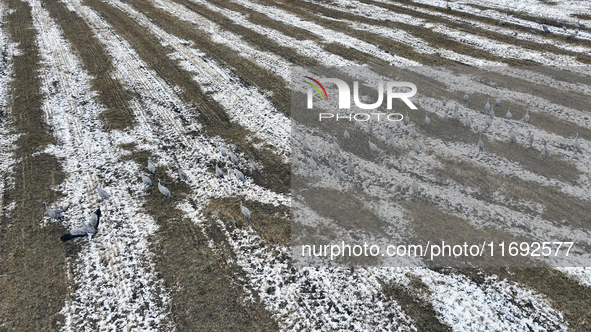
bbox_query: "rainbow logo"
[304,76,328,100]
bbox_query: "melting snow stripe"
[0,4,20,216]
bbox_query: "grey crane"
[293,157,300,171]
[229,150,240,166]
[499,19,505,25]
[411,179,419,196]
[489,106,495,119]
[414,142,421,155]
[403,111,409,125]
[425,112,431,126]
[344,129,350,141]
[485,116,492,128]
[506,107,512,120]
[336,168,345,182]
[385,129,393,141]
[219,145,227,157]
[528,131,534,147]
[577,21,586,28]
[563,25,567,32]
[355,120,362,131]
[543,141,550,159]
[557,18,563,26]
[542,25,551,33]
[96,184,110,201]
[369,138,380,153]
[485,97,491,114]
[60,207,101,242]
[495,97,501,106]
[311,149,319,161]
[176,158,188,182]
[303,137,311,151]
[478,133,484,152]
[442,96,447,106]
[43,201,64,221]
[454,105,460,122]
[396,119,401,129]
[309,157,318,170]
[147,158,156,174]
[530,28,538,35]
[443,112,448,121]
[513,28,518,36]
[574,133,581,153]
[157,179,171,197]
[141,173,153,186]
[388,136,396,147]
[215,163,224,178]
[234,168,245,182]
[464,114,471,129]
[523,110,530,124]
[510,128,517,143]
[567,34,576,40]
[333,139,341,153]
[410,124,417,139]
[240,200,251,220]
[464,94,469,102]
[249,157,260,172]
[347,156,354,174]
[328,154,336,170]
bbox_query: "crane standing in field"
[96,184,110,201]
[369,138,380,153]
[574,133,581,153]
[478,133,484,152]
[411,179,419,196]
[175,157,188,182]
[510,128,517,144]
[148,158,156,175]
[234,168,245,182]
[43,201,64,221]
[141,173,153,186]
[543,141,550,159]
[157,179,171,197]
[216,163,224,178]
[240,200,251,220]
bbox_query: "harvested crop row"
[0,4,19,215]
[0,0,68,330]
[25,0,174,329]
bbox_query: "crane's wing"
[87,208,101,230]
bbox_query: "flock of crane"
[299,94,583,196]
[43,152,255,242]
[439,2,585,40]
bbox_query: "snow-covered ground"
[2,0,591,330]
